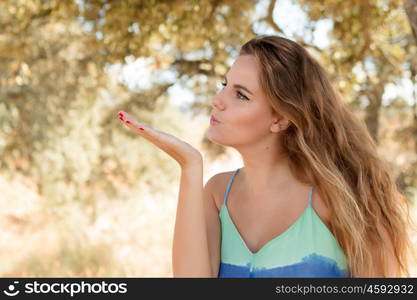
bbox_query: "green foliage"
[297,0,417,191]
[0,0,258,206]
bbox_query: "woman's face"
[207,55,277,147]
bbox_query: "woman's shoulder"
[206,170,236,212]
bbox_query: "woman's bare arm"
[172,162,213,277]
[117,111,212,277]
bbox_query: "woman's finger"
[118,111,145,132]
[116,110,202,167]
[117,110,167,148]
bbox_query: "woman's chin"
[206,131,223,145]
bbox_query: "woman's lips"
[210,115,221,125]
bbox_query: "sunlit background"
[1,0,416,277]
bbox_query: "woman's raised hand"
[118,111,203,168]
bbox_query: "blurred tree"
[404,0,417,42]
[403,0,417,194]
[0,0,258,216]
[293,0,417,194]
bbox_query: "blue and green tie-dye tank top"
[218,168,349,278]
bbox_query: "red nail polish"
[139,127,144,131]
[126,120,131,124]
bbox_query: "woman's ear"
[271,118,290,133]
[279,119,290,130]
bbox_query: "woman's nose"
[211,93,225,110]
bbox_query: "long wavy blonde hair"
[239,34,415,277]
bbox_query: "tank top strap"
[308,184,314,207]
[223,168,240,206]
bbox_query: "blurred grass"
[0,172,177,277]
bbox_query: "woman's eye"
[219,82,249,101]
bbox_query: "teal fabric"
[218,168,349,278]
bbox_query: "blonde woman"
[118,35,414,278]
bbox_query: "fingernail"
[126,120,131,124]
[138,127,144,131]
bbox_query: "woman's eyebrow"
[224,74,254,96]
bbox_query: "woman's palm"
[118,111,202,167]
